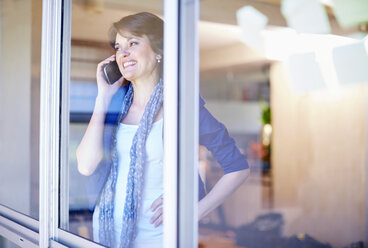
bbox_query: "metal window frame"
[59,0,71,232]
[164,1,200,247]
[39,0,63,247]
[52,229,106,248]
[163,0,179,247]
[0,204,39,247]
[0,216,38,248]
[177,0,200,247]
[38,0,107,247]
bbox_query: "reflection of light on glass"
[333,39,368,86]
[262,124,272,146]
[262,30,357,62]
[236,6,268,53]
[332,0,368,28]
[281,0,331,34]
[261,26,298,61]
[265,32,363,94]
[295,34,359,91]
[286,52,327,93]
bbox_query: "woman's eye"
[130,41,138,47]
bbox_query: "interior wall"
[270,62,368,247]
[0,0,32,215]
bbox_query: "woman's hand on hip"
[150,195,163,228]
[96,54,125,100]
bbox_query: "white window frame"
[163,0,179,247]
[0,205,39,247]
[177,0,199,247]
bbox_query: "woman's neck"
[130,74,160,108]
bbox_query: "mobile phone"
[103,60,123,85]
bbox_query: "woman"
[76,12,249,248]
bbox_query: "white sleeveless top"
[93,118,164,248]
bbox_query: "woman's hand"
[96,54,125,100]
[150,195,163,228]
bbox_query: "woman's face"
[114,32,159,82]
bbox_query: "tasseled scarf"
[98,79,163,248]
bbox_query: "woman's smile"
[123,60,137,69]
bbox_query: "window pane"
[198,1,367,248]
[0,237,21,248]
[0,0,41,220]
[64,1,164,247]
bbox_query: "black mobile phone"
[103,60,123,85]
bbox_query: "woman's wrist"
[95,94,113,113]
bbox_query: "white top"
[93,119,164,248]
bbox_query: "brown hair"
[109,12,163,61]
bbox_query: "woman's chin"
[122,74,134,82]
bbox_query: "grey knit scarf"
[98,79,163,248]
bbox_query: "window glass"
[65,1,164,247]
[0,0,41,220]
[0,238,21,248]
[198,1,367,248]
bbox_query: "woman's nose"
[120,46,130,57]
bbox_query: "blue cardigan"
[86,84,249,210]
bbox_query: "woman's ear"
[156,55,162,63]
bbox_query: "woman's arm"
[149,169,249,227]
[198,168,249,220]
[76,96,112,176]
[197,96,250,220]
[76,55,124,176]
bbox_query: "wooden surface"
[270,62,368,247]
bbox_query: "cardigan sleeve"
[199,95,249,174]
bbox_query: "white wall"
[0,0,32,216]
[205,101,262,134]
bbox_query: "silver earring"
[157,55,161,63]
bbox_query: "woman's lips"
[123,60,137,69]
